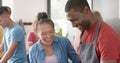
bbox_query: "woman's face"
[37,23,55,45]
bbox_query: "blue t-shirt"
[4,23,28,63]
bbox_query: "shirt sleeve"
[27,32,36,43]
[98,27,120,60]
[27,32,34,42]
[11,28,24,43]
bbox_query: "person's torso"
[44,55,59,63]
[31,36,69,63]
[80,20,120,63]
[80,20,101,63]
[4,23,28,63]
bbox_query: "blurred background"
[1,0,120,43]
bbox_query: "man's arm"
[0,41,19,63]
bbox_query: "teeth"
[46,39,51,41]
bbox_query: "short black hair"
[0,6,11,15]
[65,0,90,12]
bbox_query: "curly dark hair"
[35,12,54,33]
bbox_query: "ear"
[82,6,90,16]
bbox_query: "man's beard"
[79,19,91,31]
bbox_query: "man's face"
[67,9,91,31]
[0,14,9,28]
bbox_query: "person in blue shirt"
[0,6,28,63]
[29,12,80,63]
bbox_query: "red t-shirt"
[81,20,120,63]
[27,32,38,44]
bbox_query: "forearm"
[0,50,13,63]
[0,42,18,63]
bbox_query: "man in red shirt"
[65,0,120,63]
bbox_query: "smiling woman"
[29,12,81,63]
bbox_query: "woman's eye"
[50,31,54,33]
[41,33,46,35]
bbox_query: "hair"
[65,0,90,12]
[37,12,48,21]
[0,6,11,15]
[32,20,37,33]
[35,12,54,33]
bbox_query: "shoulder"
[99,21,119,40]
[29,40,43,52]
[54,36,71,46]
[54,36,70,42]
[101,21,112,30]
[11,23,24,34]
[30,41,38,50]
[29,42,38,53]
[97,21,120,59]
[28,32,36,36]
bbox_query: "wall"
[3,0,47,34]
[2,0,47,20]
[93,0,120,38]
[13,0,47,22]
[93,0,119,21]
[2,0,14,18]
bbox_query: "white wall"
[66,20,79,42]
[2,0,14,18]
[13,0,47,22]
[3,0,47,22]
[3,0,47,34]
[93,0,119,21]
